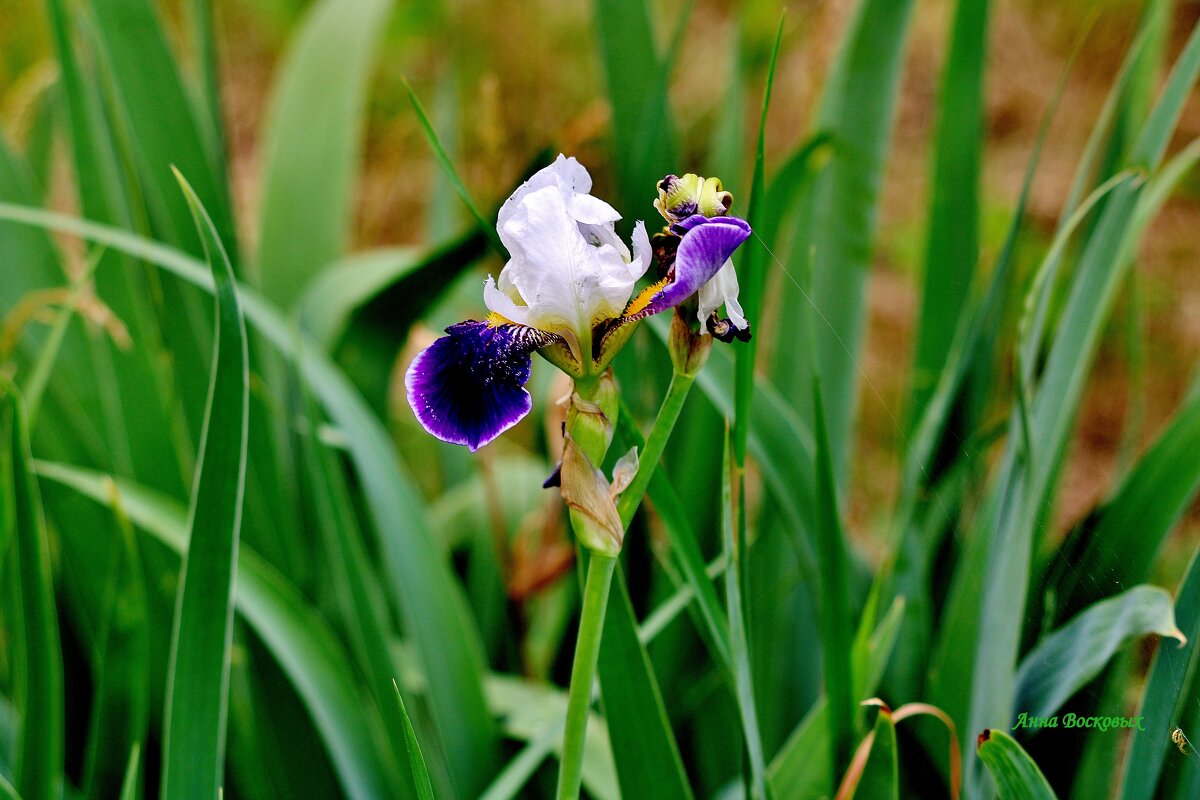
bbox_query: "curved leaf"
[977,729,1058,800]
[0,202,499,798]
[35,460,393,800]
[1015,585,1185,723]
[0,387,64,800]
[159,171,250,800]
[256,0,393,307]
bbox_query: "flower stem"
[556,552,617,800]
[617,370,695,527]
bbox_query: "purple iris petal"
[405,320,554,451]
[645,215,751,316]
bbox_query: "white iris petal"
[698,258,747,333]
[485,155,651,355]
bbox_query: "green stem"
[618,370,695,527]
[556,553,617,800]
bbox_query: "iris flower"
[406,155,751,450]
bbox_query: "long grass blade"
[909,0,990,422]
[595,562,694,800]
[770,0,917,478]
[36,461,394,799]
[1014,585,1185,722]
[159,171,250,800]
[0,201,500,798]
[0,386,64,800]
[733,13,783,464]
[721,427,767,798]
[256,0,393,306]
[394,683,435,800]
[1117,546,1200,800]
[977,730,1058,799]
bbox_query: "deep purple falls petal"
[645,215,751,316]
[405,320,553,451]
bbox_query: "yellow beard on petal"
[485,311,514,327]
[623,277,669,318]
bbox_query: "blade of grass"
[766,597,905,798]
[770,0,917,479]
[0,201,500,798]
[394,683,435,800]
[36,460,394,799]
[909,0,989,423]
[932,21,1200,790]
[1117,546,1200,800]
[733,13,783,465]
[118,744,140,800]
[87,0,237,259]
[977,730,1057,799]
[721,427,767,799]
[593,0,675,215]
[402,79,505,258]
[811,375,855,783]
[835,705,898,800]
[44,0,193,494]
[159,170,249,800]
[615,408,732,676]
[1014,585,1185,722]
[1044,388,1200,621]
[478,723,560,800]
[595,560,694,800]
[0,385,64,800]
[256,0,393,306]
[81,481,149,800]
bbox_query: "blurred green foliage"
[1,0,1199,798]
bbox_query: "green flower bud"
[667,309,712,377]
[654,173,734,224]
[566,370,618,464]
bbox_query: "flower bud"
[565,370,618,464]
[655,173,734,224]
[561,436,624,556]
[668,309,712,377]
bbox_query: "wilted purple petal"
[643,215,751,317]
[405,320,555,451]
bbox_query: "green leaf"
[1015,585,1185,722]
[910,0,989,421]
[394,683,435,800]
[36,460,393,799]
[593,0,675,214]
[721,428,767,799]
[0,202,499,798]
[484,674,617,800]
[295,398,418,797]
[596,563,694,800]
[770,0,917,478]
[119,744,141,800]
[1118,547,1200,800]
[766,597,905,799]
[402,80,504,257]
[931,22,1200,791]
[86,0,237,260]
[810,376,855,781]
[616,403,732,677]
[81,482,149,800]
[0,774,22,800]
[159,171,250,800]
[732,13,784,465]
[844,707,899,800]
[256,0,394,307]
[977,729,1058,800]
[0,386,64,800]
[1046,389,1200,621]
